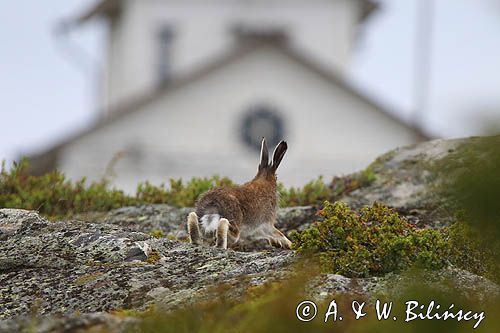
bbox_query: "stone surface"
[337,137,468,228]
[0,209,294,321]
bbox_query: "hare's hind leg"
[187,212,202,245]
[216,218,229,249]
[269,226,292,249]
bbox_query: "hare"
[187,138,292,250]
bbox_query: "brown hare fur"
[187,138,292,250]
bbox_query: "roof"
[28,37,431,175]
[73,0,379,25]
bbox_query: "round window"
[240,104,285,151]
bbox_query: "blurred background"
[1,0,499,192]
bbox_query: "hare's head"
[255,138,287,182]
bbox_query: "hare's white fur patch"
[200,214,221,232]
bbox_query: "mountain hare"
[187,138,292,250]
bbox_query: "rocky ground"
[1,137,499,332]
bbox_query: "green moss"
[146,249,161,264]
[112,304,157,318]
[291,201,450,277]
[149,229,166,238]
[445,222,500,283]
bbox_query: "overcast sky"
[1,0,500,164]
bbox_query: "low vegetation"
[291,201,498,282]
[291,201,450,277]
[0,158,375,219]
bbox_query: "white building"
[31,0,429,192]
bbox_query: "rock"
[0,209,45,240]
[0,209,294,321]
[97,204,318,241]
[102,204,193,240]
[276,206,317,234]
[337,137,469,228]
[0,312,139,333]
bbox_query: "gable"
[44,43,424,189]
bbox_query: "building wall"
[59,45,418,193]
[103,0,363,111]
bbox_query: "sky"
[1,0,500,164]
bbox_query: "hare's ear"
[271,141,287,172]
[259,137,269,170]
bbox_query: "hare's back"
[195,188,242,225]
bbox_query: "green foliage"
[432,136,500,282]
[0,158,234,218]
[291,201,450,277]
[445,136,500,240]
[445,222,500,283]
[149,229,166,238]
[0,158,134,218]
[279,168,376,207]
[279,176,333,207]
[0,158,375,218]
[136,176,234,207]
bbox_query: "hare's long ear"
[259,137,269,170]
[271,141,287,172]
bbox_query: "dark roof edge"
[73,0,379,25]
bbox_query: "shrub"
[0,159,234,218]
[136,176,234,207]
[290,201,450,277]
[278,177,333,207]
[0,158,134,218]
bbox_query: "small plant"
[279,176,333,207]
[0,158,134,218]
[146,249,161,264]
[136,176,234,208]
[149,229,166,238]
[291,201,450,277]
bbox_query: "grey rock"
[0,209,294,321]
[337,137,468,228]
[0,312,139,333]
[101,204,317,238]
[0,209,45,240]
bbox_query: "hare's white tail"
[200,214,221,232]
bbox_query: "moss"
[149,229,166,238]
[146,249,161,264]
[74,272,103,286]
[291,201,450,277]
[112,304,157,318]
[445,222,500,283]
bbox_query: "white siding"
[103,0,363,110]
[59,46,417,193]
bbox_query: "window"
[157,27,174,85]
[240,104,286,152]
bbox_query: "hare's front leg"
[187,212,202,245]
[216,218,229,249]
